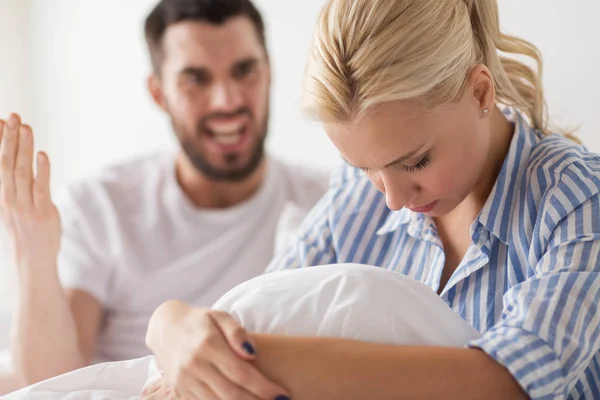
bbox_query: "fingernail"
[274,396,291,400]
[20,127,29,141]
[7,114,18,129]
[242,341,256,355]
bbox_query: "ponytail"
[303,0,578,141]
[468,0,577,140]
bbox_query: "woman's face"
[324,76,495,217]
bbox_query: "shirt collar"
[476,111,540,244]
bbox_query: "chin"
[427,201,454,217]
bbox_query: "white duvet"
[6,264,481,399]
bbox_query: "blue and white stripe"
[267,112,600,399]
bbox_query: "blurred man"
[0,0,328,392]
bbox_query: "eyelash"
[235,64,256,79]
[358,154,431,174]
[403,154,431,173]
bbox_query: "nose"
[209,81,243,113]
[371,170,419,211]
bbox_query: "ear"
[469,64,496,115]
[264,56,272,87]
[147,74,168,112]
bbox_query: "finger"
[200,364,260,400]
[183,380,219,400]
[141,378,179,400]
[210,311,256,360]
[14,124,34,210]
[0,119,4,188]
[33,152,52,210]
[140,377,163,398]
[0,114,21,207]
[206,342,289,400]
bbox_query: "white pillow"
[7,264,482,399]
[140,264,481,392]
[213,263,481,346]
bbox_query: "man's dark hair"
[144,0,266,74]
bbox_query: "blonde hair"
[302,0,560,136]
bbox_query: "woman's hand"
[0,114,61,271]
[146,300,290,400]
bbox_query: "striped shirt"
[267,111,600,399]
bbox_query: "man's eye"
[234,63,257,79]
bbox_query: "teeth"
[209,121,244,135]
[213,132,242,146]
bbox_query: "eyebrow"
[179,66,210,78]
[234,57,259,70]
[343,143,429,170]
[178,57,261,78]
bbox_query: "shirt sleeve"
[469,189,600,398]
[55,188,114,305]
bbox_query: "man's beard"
[171,108,268,182]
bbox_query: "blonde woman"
[144,0,600,399]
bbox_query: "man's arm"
[11,276,103,385]
[1,115,102,386]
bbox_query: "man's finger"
[33,152,52,210]
[0,119,4,189]
[0,114,21,207]
[14,124,34,210]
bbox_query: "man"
[0,0,328,392]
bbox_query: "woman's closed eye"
[400,154,431,173]
[353,153,431,174]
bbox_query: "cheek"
[169,90,208,123]
[167,87,199,113]
[420,164,461,196]
[245,81,269,114]
[419,153,477,197]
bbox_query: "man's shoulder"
[55,150,175,220]
[270,156,332,207]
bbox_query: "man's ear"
[148,74,168,111]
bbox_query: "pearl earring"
[483,108,490,115]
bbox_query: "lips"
[206,122,244,146]
[408,201,438,213]
[203,117,249,149]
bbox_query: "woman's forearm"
[251,335,528,400]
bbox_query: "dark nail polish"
[274,396,291,400]
[242,341,256,355]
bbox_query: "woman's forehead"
[323,100,469,167]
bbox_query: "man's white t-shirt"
[55,151,329,362]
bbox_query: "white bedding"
[6,264,481,399]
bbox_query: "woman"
[145,0,600,399]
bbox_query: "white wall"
[498,0,600,144]
[26,0,338,191]
[0,0,33,316]
[1,0,600,314]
